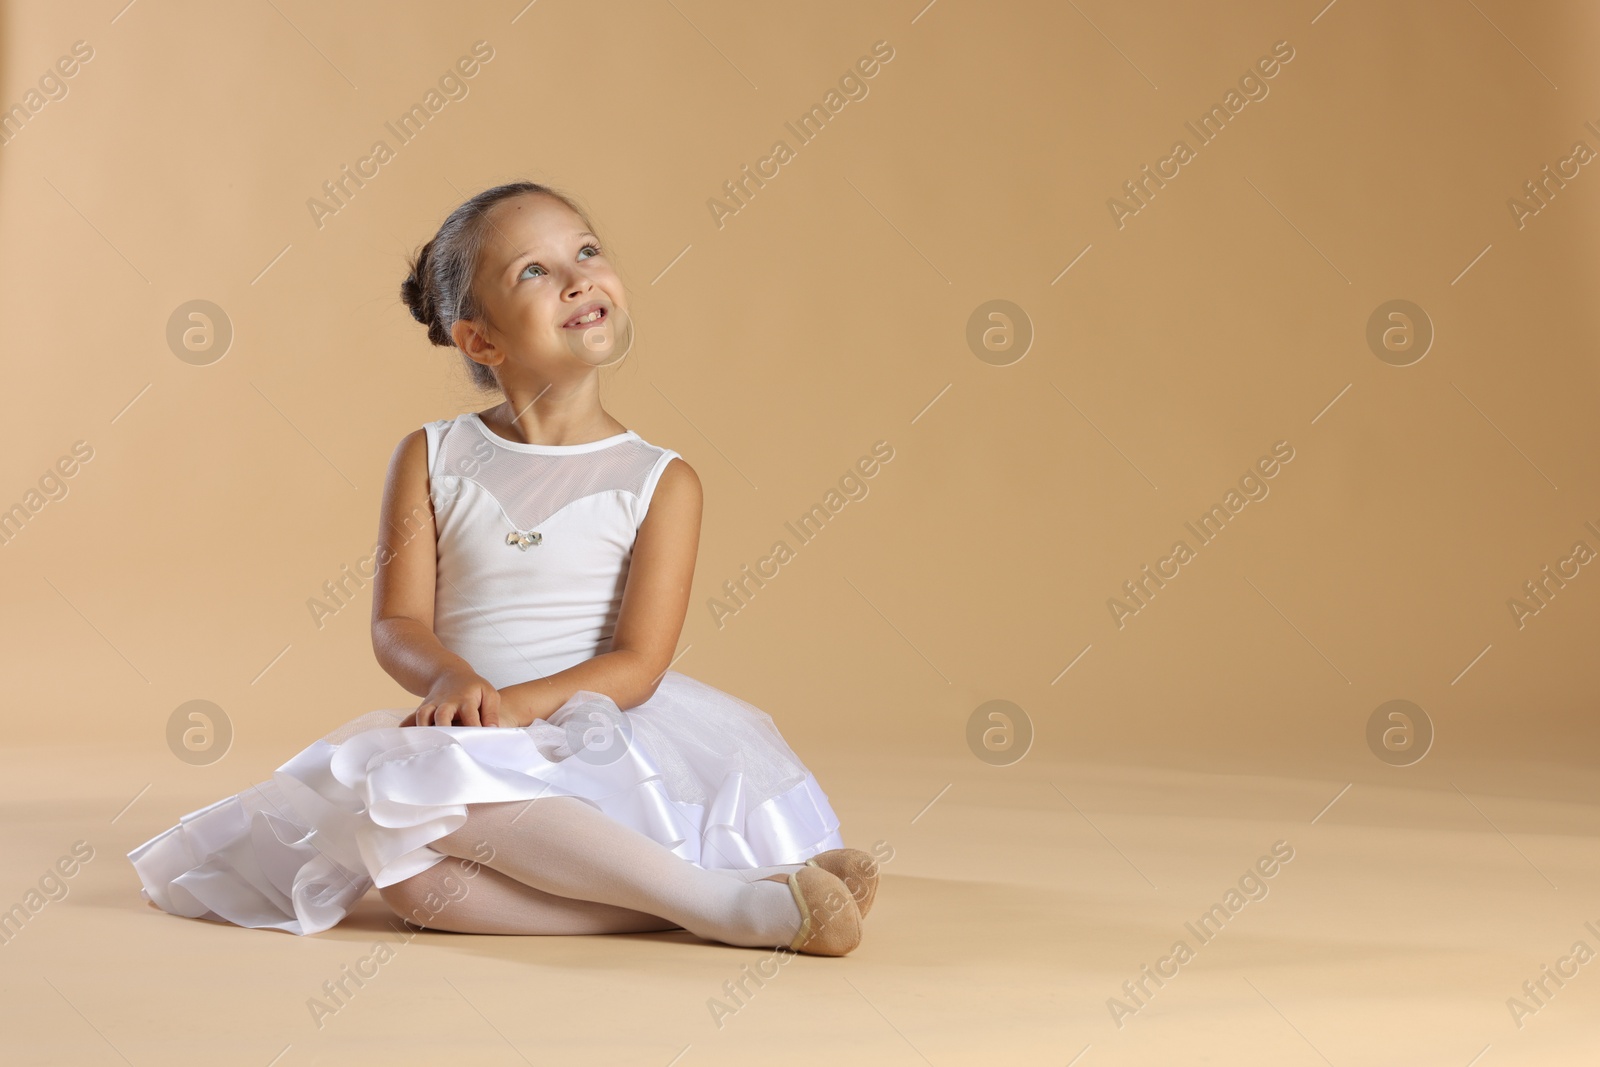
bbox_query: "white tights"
[377,796,808,947]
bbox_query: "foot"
[766,867,862,956]
[804,848,879,919]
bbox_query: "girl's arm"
[496,457,702,726]
[370,429,501,727]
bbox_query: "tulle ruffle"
[126,671,844,935]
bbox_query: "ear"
[451,318,502,371]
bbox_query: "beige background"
[3,2,1599,1064]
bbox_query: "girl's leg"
[378,856,679,935]
[426,796,806,949]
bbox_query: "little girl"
[127,180,880,956]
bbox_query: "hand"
[409,667,506,727]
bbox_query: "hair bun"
[400,238,442,342]
[402,275,430,325]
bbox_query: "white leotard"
[423,411,681,689]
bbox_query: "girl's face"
[461,193,627,379]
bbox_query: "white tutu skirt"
[126,671,844,935]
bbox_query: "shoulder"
[654,456,701,500]
[386,416,460,485]
[389,427,429,469]
[378,429,433,504]
[640,455,701,525]
[408,414,478,466]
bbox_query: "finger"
[460,695,483,728]
[416,703,435,728]
[483,689,503,728]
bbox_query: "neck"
[487,379,621,446]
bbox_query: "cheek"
[591,266,625,304]
[513,294,556,330]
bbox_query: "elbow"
[627,653,670,708]
[370,616,398,665]
[370,614,421,676]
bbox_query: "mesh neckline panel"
[466,412,638,454]
[436,417,666,531]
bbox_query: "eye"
[518,243,602,281]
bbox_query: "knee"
[378,857,477,930]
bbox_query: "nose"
[563,271,593,301]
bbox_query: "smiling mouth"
[564,307,608,328]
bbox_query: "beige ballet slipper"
[764,866,862,956]
[804,848,879,919]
